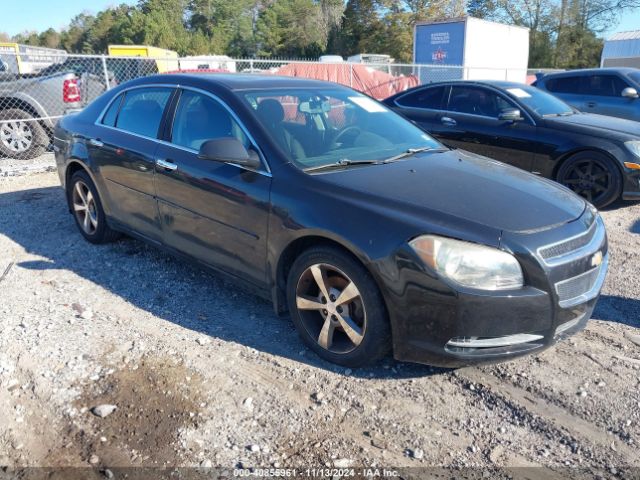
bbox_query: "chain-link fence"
[0,51,532,160]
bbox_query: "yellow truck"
[107,45,179,73]
[0,43,67,74]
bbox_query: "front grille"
[555,265,601,307]
[539,221,597,261]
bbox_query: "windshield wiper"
[381,146,446,163]
[304,158,383,173]
[303,146,446,172]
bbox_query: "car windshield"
[504,85,574,117]
[628,71,640,85]
[243,89,443,171]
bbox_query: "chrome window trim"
[537,215,605,267]
[93,83,272,177]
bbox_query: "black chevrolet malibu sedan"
[384,81,640,208]
[53,74,608,368]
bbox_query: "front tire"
[0,109,47,160]
[68,170,119,244]
[286,246,391,367]
[557,151,622,208]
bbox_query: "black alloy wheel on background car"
[556,151,622,208]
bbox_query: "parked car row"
[54,73,609,368]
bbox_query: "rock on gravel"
[91,404,117,418]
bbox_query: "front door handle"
[156,158,178,171]
[441,116,457,126]
[89,138,104,147]
[586,101,597,108]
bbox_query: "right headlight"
[625,140,640,158]
[409,235,524,291]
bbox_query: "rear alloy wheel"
[557,151,622,208]
[287,247,390,367]
[72,180,99,236]
[0,109,47,160]
[68,170,120,244]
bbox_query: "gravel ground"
[0,160,639,476]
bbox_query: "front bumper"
[621,155,640,200]
[381,211,608,368]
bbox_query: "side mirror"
[622,87,639,99]
[498,108,522,122]
[198,138,262,169]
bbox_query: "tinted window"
[582,75,630,96]
[397,86,446,109]
[545,76,581,93]
[102,94,123,127]
[116,88,172,138]
[447,86,514,118]
[171,90,248,151]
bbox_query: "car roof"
[393,79,529,94]
[132,73,343,91]
[542,67,639,78]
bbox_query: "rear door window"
[545,76,581,93]
[115,87,173,138]
[396,86,447,110]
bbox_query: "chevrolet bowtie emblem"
[591,251,603,267]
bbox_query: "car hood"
[544,112,640,137]
[314,149,586,234]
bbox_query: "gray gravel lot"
[0,159,639,475]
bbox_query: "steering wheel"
[331,126,362,149]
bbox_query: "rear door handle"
[89,138,104,147]
[156,158,178,171]
[586,102,597,108]
[441,116,457,126]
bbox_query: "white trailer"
[413,17,529,84]
[178,55,237,73]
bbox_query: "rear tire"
[556,151,622,208]
[0,109,47,160]
[286,246,391,367]
[68,170,120,244]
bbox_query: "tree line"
[1,0,638,67]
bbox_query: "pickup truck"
[0,61,115,159]
[0,56,159,159]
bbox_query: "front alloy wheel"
[287,246,390,367]
[295,263,366,353]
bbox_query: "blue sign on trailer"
[414,19,466,83]
[414,20,466,66]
